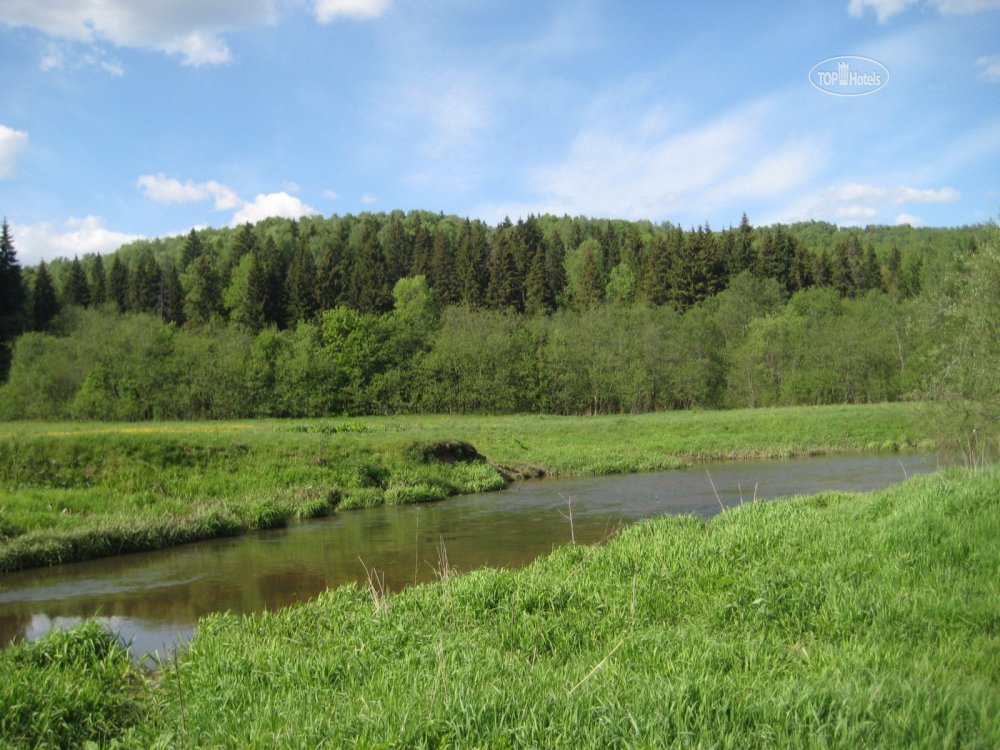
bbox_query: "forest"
[0,211,992,422]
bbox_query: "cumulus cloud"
[896,212,923,226]
[976,55,1000,82]
[314,0,391,23]
[0,125,28,178]
[230,192,318,225]
[136,174,242,210]
[891,185,960,203]
[13,216,144,265]
[0,0,277,66]
[847,0,1000,21]
[835,205,880,220]
[828,183,887,202]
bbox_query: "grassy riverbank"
[0,403,932,572]
[2,465,997,747]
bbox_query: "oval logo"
[809,56,889,97]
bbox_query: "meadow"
[0,403,933,573]
[1,463,996,747]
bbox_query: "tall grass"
[0,403,932,572]
[5,466,997,747]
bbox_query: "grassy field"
[1,464,996,748]
[0,403,934,573]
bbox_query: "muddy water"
[0,453,938,658]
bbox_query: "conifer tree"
[575,245,605,311]
[454,220,490,306]
[159,263,185,324]
[642,233,672,306]
[238,250,269,332]
[381,213,410,281]
[32,261,59,331]
[183,255,223,326]
[90,254,107,305]
[544,232,567,308]
[410,218,432,277]
[63,256,91,307]
[315,244,345,311]
[859,243,882,292]
[734,213,755,273]
[485,226,522,311]
[181,229,203,270]
[108,256,130,311]
[430,228,457,305]
[0,219,26,376]
[351,221,393,313]
[524,247,549,315]
[285,243,319,324]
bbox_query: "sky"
[0,0,998,265]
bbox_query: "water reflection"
[0,453,938,658]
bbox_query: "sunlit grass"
[0,403,933,572]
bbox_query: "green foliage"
[0,621,144,748]
[125,467,1000,747]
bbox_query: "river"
[0,453,938,658]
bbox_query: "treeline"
[0,273,926,420]
[0,212,991,420]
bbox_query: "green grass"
[3,465,996,748]
[0,403,932,572]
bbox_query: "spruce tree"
[285,243,319,324]
[642,233,672,306]
[410,218,432,277]
[160,263,185,324]
[0,218,25,343]
[90,254,107,305]
[485,227,522,311]
[430,228,457,305]
[544,233,567,308]
[32,261,60,331]
[108,256,130,311]
[63,256,91,307]
[524,246,549,315]
[181,229,203,270]
[184,255,223,326]
[734,213,755,273]
[239,250,269,332]
[315,244,345,311]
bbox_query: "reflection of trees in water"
[0,612,34,646]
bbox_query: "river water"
[0,453,938,658]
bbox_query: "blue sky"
[1,0,998,265]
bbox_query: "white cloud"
[12,216,143,265]
[0,0,277,66]
[477,97,827,223]
[230,192,318,225]
[896,212,923,226]
[323,189,340,200]
[137,174,243,211]
[891,185,960,203]
[976,55,1000,82]
[847,0,1000,20]
[282,181,301,194]
[314,0,391,23]
[0,125,28,178]
[848,0,918,21]
[360,193,379,205]
[829,183,887,202]
[835,205,880,220]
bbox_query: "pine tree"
[734,213,755,273]
[32,261,60,331]
[575,245,605,311]
[181,229,203,270]
[524,246,549,315]
[0,218,26,343]
[108,256,130,311]
[63,256,91,307]
[285,243,319,324]
[159,264,185,324]
[642,233,672,306]
[238,250,269,332]
[454,220,489,306]
[410,218,432,277]
[485,226,522,311]
[183,255,223,326]
[430,228,457,305]
[544,233,567,308]
[315,244,345,311]
[90,254,107,305]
